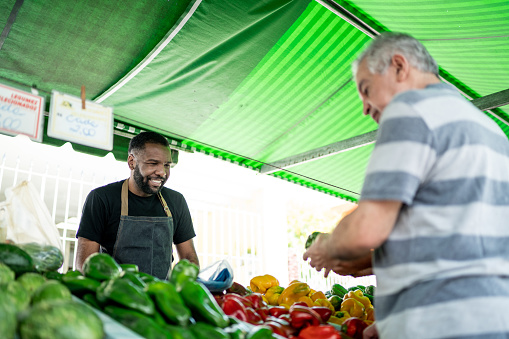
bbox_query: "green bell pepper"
[97,278,155,316]
[328,295,342,311]
[120,263,139,273]
[364,285,375,296]
[304,232,322,250]
[82,253,122,281]
[180,280,229,328]
[147,280,191,326]
[62,275,101,297]
[121,271,147,290]
[190,322,230,339]
[103,305,169,339]
[246,325,274,339]
[165,325,196,339]
[82,293,102,310]
[137,272,161,284]
[331,283,348,298]
[169,259,199,292]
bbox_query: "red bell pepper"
[222,297,248,322]
[311,306,333,323]
[292,301,308,307]
[245,293,266,309]
[341,317,368,339]
[289,305,321,329]
[269,306,289,318]
[265,317,297,338]
[298,324,342,339]
[223,293,254,308]
[246,307,264,325]
[256,306,269,322]
[265,321,290,338]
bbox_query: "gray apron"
[112,179,174,280]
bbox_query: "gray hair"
[352,32,439,77]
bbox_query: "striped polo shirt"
[360,83,509,338]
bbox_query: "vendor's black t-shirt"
[76,180,196,255]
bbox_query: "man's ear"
[127,154,135,170]
[392,54,409,81]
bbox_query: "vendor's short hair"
[352,32,439,77]
[128,131,169,154]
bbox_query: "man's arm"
[175,239,200,268]
[75,237,100,273]
[304,200,401,274]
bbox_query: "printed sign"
[0,84,44,142]
[48,90,113,151]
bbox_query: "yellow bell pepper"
[308,289,317,296]
[365,305,375,321]
[344,289,372,309]
[250,274,279,294]
[313,298,335,312]
[264,285,284,306]
[327,316,343,325]
[297,296,314,307]
[310,291,326,302]
[364,320,374,326]
[277,282,311,306]
[331,311,351,325]
[340,298,365,319]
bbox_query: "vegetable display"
[0,243,104,339]
[1,241,376,339]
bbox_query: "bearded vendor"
[75,131,199,279]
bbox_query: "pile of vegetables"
[230,274,376,339]
[63,252,292,339]
[0,243,103,339]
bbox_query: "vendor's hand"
[303,233,335,276]
[363,322,378,339]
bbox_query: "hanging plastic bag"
[2,181,62,251]
[196,259,234,293]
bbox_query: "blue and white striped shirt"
[361,83,509,338]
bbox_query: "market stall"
[0,242,372,338]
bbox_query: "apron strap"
[121,179,129,216]
[158,192,173,218]
[121,178,172,218]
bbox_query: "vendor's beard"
[133,165,166,195]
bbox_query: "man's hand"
[303,233,336,277]
[329,254,373,278]
[75,237,100,273]
[175,239,200,268]
[303,235,373,278]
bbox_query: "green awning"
[1,0,508,202]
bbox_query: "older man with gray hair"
[304,32,509,338]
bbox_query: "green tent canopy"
[1,0,508,202]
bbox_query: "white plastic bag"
[197,259,234,292]
[2,181,62,251]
